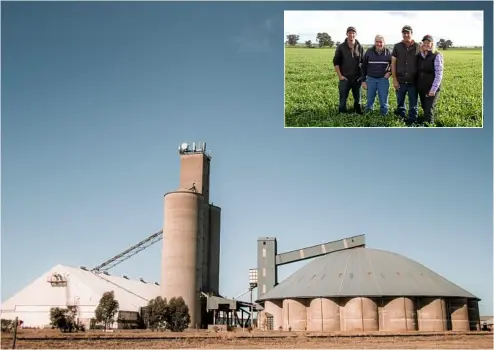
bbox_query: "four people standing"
[333,25,444,126]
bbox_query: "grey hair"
[375,34,385,42]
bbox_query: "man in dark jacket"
[333,26,364,114]
[361,35,392,115]
[391,25,421,125]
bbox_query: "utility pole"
[12,317,18,349]
[248,269,258,329]
[250,286,253,327]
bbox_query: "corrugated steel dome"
[258,247,478,301]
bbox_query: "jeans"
[338,78,362,114]
[395,83,418,122]
[365,76,390,115]
[419,89,441,124]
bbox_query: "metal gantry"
[91,230,163,272]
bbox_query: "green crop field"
[284,47,483,127]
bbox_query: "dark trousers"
[395,83,418,122]
[418,90,441,124]
[338,78,362,114]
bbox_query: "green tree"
[89,317,97,329]
[1,319,14,333]
[145,296,169,331]
[95,291,119,330]
[166,297,191,332]
[316,32,335,48]
[286,34,299,46]
[49,307,78,332]
[436,38,453,50]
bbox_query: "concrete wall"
[179,153,210,203]
[208,205,221,295]
[380,297,417,331]
[342,297,379,332]
[448,298,469,331]
[467,299,481,331]
[257,238,277,300]
[264,300,283,330]
[163,151,222,329]
[178,153,211,296]
[282,299,307,331]
[417,298,447,331]
[161,190,203,328]
[307,298,340,332]
[257,311,267,330]
[263,296,479,333]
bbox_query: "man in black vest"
[333,26,364,114]
[391,25,421,125]
[417,35,444,125]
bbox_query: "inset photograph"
[284,11,484,128]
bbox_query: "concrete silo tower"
[161,142,221,329]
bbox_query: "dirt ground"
[2,332,493,349]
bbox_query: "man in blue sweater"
[361,35,392,115]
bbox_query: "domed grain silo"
[257,247,480,333]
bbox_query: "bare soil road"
[2,331,493,349]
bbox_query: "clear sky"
[284,11,484,46]
[2,1,493,317]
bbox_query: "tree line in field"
[286,33,456,50]
[1,291,191,333]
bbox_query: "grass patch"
[284,48,483,127]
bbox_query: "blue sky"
[2,1,493,317]
[285,11,484,46]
